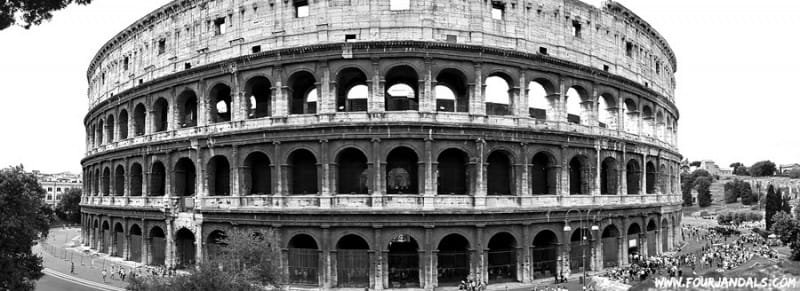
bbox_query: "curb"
[43,268,127,291]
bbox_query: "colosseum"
[80,0,682,289]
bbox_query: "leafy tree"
[128,229,281,290]
[789,168,800,179]
[750,160,777,177]
[0,0,93,30]
[724,182,737,203]
[689,161,702,167]
[741,182,756,205]
[766,185,782,230]
[0,165,52,291]
[681,172,694,206]
[730,162,743,169]
[781,189,792,214]
[733,166,750,176]
[55,188,81,224]
[696,176,713,207]
[771,212,800,244]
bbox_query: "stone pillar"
[423,137,434,209]
[373,226,384,291]
[322,225,331,288]
[423,226,433,290]
[519,143,530,200]
[274,66,289,117]
[517,72,528,118]
[641,153,647,195]
[560,146,568,196]
[475,225,486,283]
[124,233,131,260]
[273,141,282,195]
[471,63,486,115]
[594,146,602,195]
[422,58,434,113]
[369,59,385,112]
[195,223,204,264]
[372,138,384,208]
[319,62,334,114]
[320,140,331,207]
[522,224,532,282]
[474,138,487,208]
[165,219,175,268]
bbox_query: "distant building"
[699,160,722,176]
[32,171,82,207]
[780,163,800,175]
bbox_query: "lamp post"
[564,208,600,289]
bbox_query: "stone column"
[372,138,384,208]
[373,226,384,291]
[560,146,568,196]
[423,137,434,209]
[422,58,434,113]
[272,141,282,195]
[165,219,175,268]
[369,59,385,112]
[319,62,334,114]
[320,140,331,208]
[474,138,487,208]
[594,146,602,195]
[641,153,647,195]
[472,63,485,115]
[195,223,204,264]
[475,225,486,283]
[230,146,240,205]
[522,224,532,282]
[423,226,433,290]
[322,225,331,288]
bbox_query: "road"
[36,274,106,291]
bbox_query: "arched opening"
[387,234,419,288]
[206,230,227,262]
[531,152,557,195]
[175,228,196,269]
[600,158,618,195]
[528,79,555,120]
[566,86,590,124]
[487,151,512,195]
[626,160,641,195]
[177,90,198,127]
[659,164,667,194]
[130,163,142,196]
[386,147,418,194]
[598,94,617,129]
[437,149,468,195]
[488,232,518,283]
[106,114,115,142]
[174,158,196,197]
[435,69,468,112]
[601,225,620,268]
[336,148,369,194]
[627,223,641,263]
[642,105,654,137]
[113,223,124,257]
[245,77,272,118]
[118,110,128,139]
[336,235,369,287]
[210,84,232,122]
[150,162,165,196]
[385,65,419,111]
[152,98,169,132]
[569,228,593,272]
[207,156,231,196]
[437,234,470,285]
[288,71,317,114]
[101,221,110,253]
[336,68,368,112]
[114,165,124,196]
[485,75,512,115]
[244,152,271,195]
[656,111,665,140]
[289,149,318,194]
[288,234,319,285]
[532,230,558,279]
[149,226,166,266]
[102,167,110,196]
[569,156,589,194]
[93,169,100,196]
[646,220,658,256]
[133,103,146,136]
[96,120,104,145]
[646,162,656,194]
[623,99,638,134]
[661,219,669,252]
[129,224,142,262]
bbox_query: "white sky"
[0,0,798,174]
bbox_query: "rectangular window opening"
[185,62,192,70]
[538,47,548,55]
[625,42,633,57]
[123,56,129,71]
[252,45,261,53]
[214,17,226,35]
[603,65,609,72]
[158,39,166,55]
[491,1,505,20]
[446,34,457,43]
[390,0,410,11]
[295,1,309,18]
[572,20,582,38]
[345,34,357,42]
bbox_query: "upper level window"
[214,17,226,35]
[295,0,309,18]
[625,42,633,57]
[157,39,166,55]
[123,56,129,71]
[491,1,505,20]
[390,0,409,11]
[572,20,582,38]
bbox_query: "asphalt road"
[36,274,106,291]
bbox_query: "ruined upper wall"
[86,0,677,107]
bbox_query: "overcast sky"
[0,0,798,174]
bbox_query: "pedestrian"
[70,262,75,274]
[110,265,116,280]
[101,268,107,283]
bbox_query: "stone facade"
[81,0,682,289]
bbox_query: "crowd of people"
[599,223,780,286]
[100,264,178,283]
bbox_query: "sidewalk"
[36,227,140,290]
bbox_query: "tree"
[690,161,702,167]
[681,172,694,206]
[741,182,756,205]
[0,165,52,291]
[789,168,800,179]
[771,212,800,244]
[750,160,777,177]
[0,0,93,30]
[724,181,738,203]
[733,166,750,176]
[696,176,713,207]
[766,185,782,230]
[55,188,81,224]
[128,229,281,290]
[730,162,743,169]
